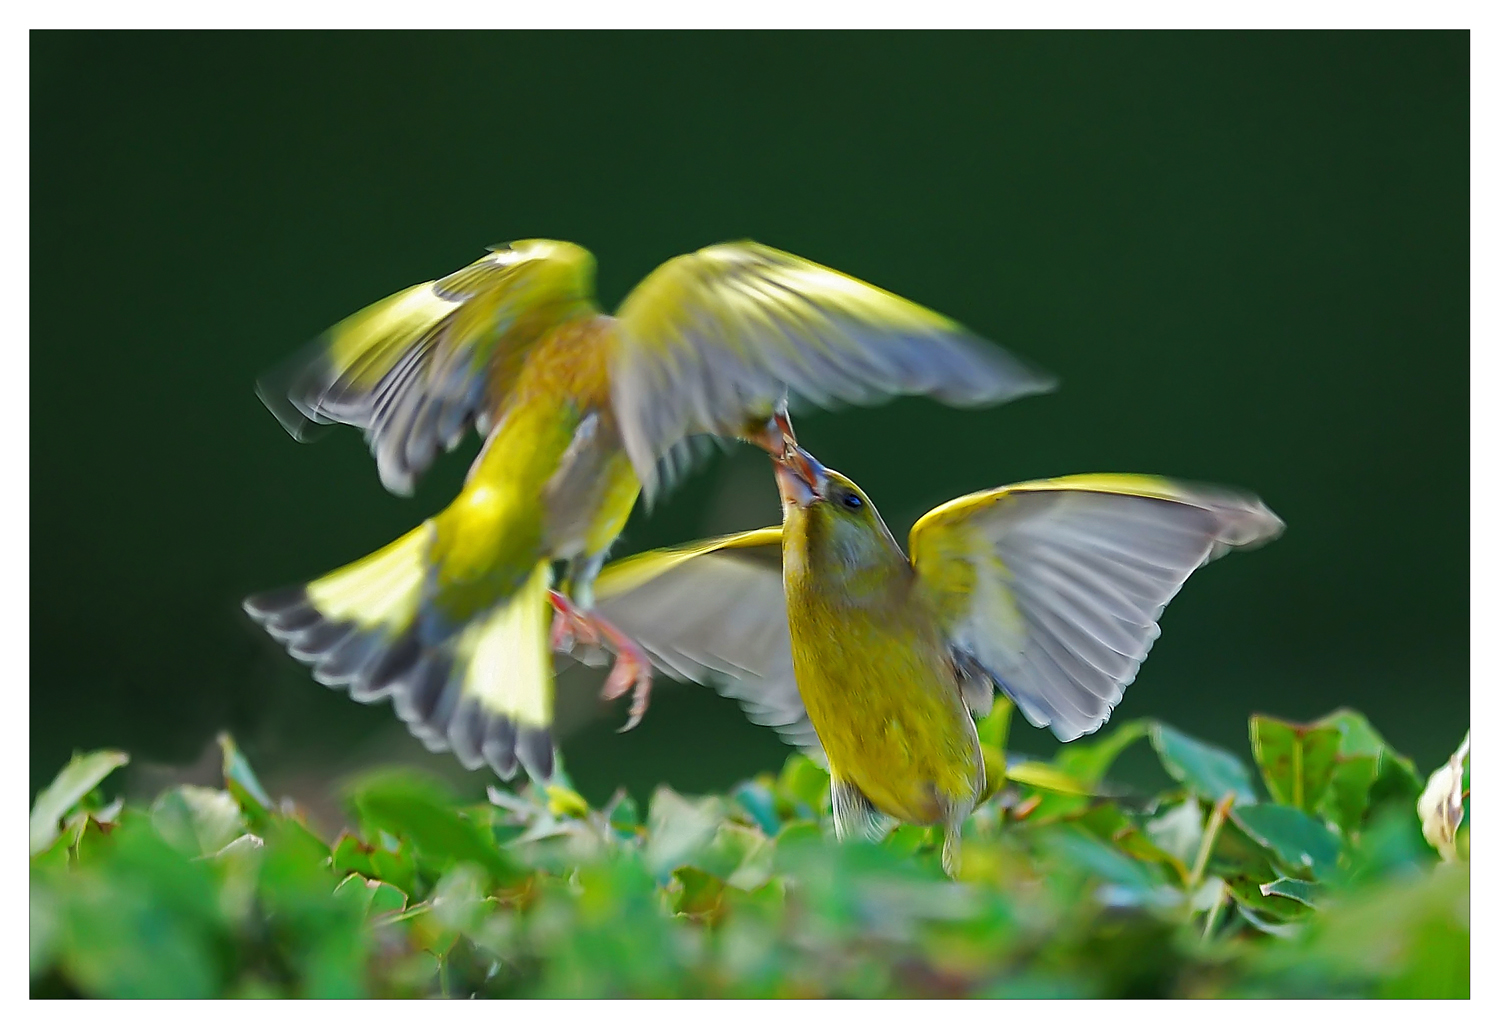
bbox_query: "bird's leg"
[546,587,654,734]
[547,589,601,652]
[592,616,654,733]
[941,821,964,879]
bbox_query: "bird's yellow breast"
[784,542,983,825]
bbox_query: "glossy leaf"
[27,705,1471,999]
[1006,760,1095,796]
[1231,803,1342,876]
[1250,715,1341,812]
[1316,709,1423,800]
[1323,753,1380,834]
[1145,798,1204,867]
[1260,877,1319,907]
[975,695,1014,750]
[1025,719,1150,820]
[1151,723,1257,803]
[150,786,246,857]
[350,771,525,888]
[217,733,274,827]
[645,786,724,878]
[1224,873,1314,922]
[29,750,128,856]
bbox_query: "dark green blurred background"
[31,32,1468,817]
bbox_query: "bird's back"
[428,316,628,621]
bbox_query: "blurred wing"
[909,475,1284,742]
[610,241,1056,498]
[258,239,598,495]
[591,527,818,750]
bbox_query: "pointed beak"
[745,403,825,509]
[745,404,797,458]
[774,441,828,509]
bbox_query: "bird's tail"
[244,526,557,780]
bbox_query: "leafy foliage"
[30,710,1468,998]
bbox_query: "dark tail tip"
[243,585,310,623]
[517,728,555,782]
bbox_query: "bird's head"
[770,439,905,583]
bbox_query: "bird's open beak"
[746,404,826,509]
[745,405,797,458]
[774,441,828,509]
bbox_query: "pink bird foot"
[547,590,654,732]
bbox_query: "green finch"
[243,240,1053,781]
[584,425,1283,873]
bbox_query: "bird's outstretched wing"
[258,240,599,495]
[591,527,818,750]
[908,475,1284,742]
[609,241,1056,499]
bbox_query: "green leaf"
[67,811,117,866]
[1006,760,1096,796]
[1145,798,1204,867]
[1230,804,1341,877]
[150,786,247,857]
[730,779,780,836]
[1042,825,1169,899]
[604,789,644,838]
[644,786,724,878]
[428,864,489,935]
[1237,903,1301,938]
[695,821,766,881]
[1075,804,1189,881]
[1259,877,1318,907]
[1223,874,1312,922]
[29,750,129,856]
[1058,719,1151,785]
[1025,719,1150,820]
[1249,715,1341,812]
[43,818,225,998]
[370,844,420,897]
[884,823,934,857]
[1316,709,1423,795]
[26,708,1472,999]
[331,832,379,880]
[775,754,830,817]
[1151,722,1257,803]
[30,879,60,980]
[975,695,1014,750]
[671,867,726,921]
[1205,816,1281,883]
[350,771,525,889]
[217,733,273,827]
[1322,753,1380,833]
[258,822,368,998]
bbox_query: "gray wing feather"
[949,488,1282,742]
[610,242,1056,497]
[592,545,818,750]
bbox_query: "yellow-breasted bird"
[242,240,1054,781]
[582,426,1283,873]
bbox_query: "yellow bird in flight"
[585,420,1283,873]
[244,241,1054,782]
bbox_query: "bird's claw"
[600,646,653,733]
[547,589,654,731]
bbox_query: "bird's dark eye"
[841,492,864,510]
